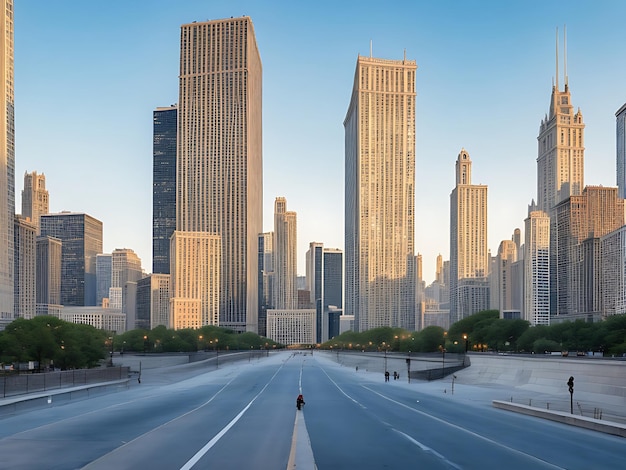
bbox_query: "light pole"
[463,334,468,353]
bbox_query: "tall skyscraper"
[0,0,15,327]
[176,17,262,332]
[495,239,518,316]
[344,54,417,332]
[153,105,177,275]
[537,30,585,214]
[136,273,170,329]
[40,212,103,306]
[21,171,48,234]
[450,149,489,324]
[616,102,626,199]
[273,197,297,310]
[524,202,550,325]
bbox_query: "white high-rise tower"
[0,0,14,327]
[344,54,417,331]
[174,17,262,332]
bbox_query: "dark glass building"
[40,212,103,306]
[152,105,177,274]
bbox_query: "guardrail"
[1,367,130,398]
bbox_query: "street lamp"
[463,334,468,353]
[143,335,148,353]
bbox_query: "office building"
[495,239,518,316]
[450,149,489,324]
[344,54,417,331]
[59,307,126,333]
[136,274,170,330]
[257,232,273,336]
[273,198,297,310]
[266,308,316,346]
[36,235,62,316]
[0,0,15,328]
[153,105,177,274]
[21,171,48,234]
[306,243,343,342]
[601,225,626,316]
[96,254,112,307]
[170,231,221,329]
[111,248,143,330]
[40,212,103,306]
[554,186,624,317]
[524,204,550,325]
[14,216,36,319]
[617,103,626,199]
[176,17,262,332]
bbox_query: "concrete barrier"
[493,400,626,438]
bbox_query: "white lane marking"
[179,363,285,470]
[392,429,462,469]
[83,376,239,468]
[363,385,567,470]
[318,366,366,409]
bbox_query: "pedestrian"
[296,394,305,410]
[385,371,390,382]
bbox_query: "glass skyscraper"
[152,105,177,275]
[40,213,103,306]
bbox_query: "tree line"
[322,310,626,356]
[0,316,280,372]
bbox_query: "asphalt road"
[0,351,623,469]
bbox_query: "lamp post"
[463,334,468,353]
[143,335,148,354]
[108,336,114,366]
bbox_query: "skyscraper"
[0,0,15,327]
[537,30,585,214]
[344,54,417,332]
[450,149,489,324]
[176,17,262,332]
[616,102,626,199]
[273,197,297,310]
[96,253,112,307]
[40,212,103,306]
[21,171,48,234]
[111,248,143,330]
[257,232,273,337]
[524,203,550,325]
[153,105,177,275]
[36,235,62,316]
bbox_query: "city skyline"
[13,1,626,284]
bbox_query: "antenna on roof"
[403,48,406,62]
[563,25,567,88]
[370,39,372,58]
[555,27,559,91]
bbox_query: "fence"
[1,367,129,398]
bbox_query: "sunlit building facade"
[0,0,15,328]
[617,102,626,199]
[21,171,48,234]
[266,308,316,346]
[170,231,221,329]
[344,54,417,332]
[524,205,550,325]
[450,149,489,324]
[176,17,262,332]
[273,197,297,310]
[13,216,36,319]
[36,235,62,316]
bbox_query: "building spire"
[555,27,559,91]
[563,25,567,91]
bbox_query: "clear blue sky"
[14,1,626,283]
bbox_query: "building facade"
[36,235,62,315]
[111,248,143,331]
[96,253,112,307]
[450,149,489,324]
[176,17,262,332]
[137,274,170,330]
[524,205,551,325]
[266,309,316,346]
[153,105,177,275]
[21,171,48,234]
[273,198,297,310]
[344,54,416,332]
[13,216,36,319]
[169,231,221,329]
[0,0,15,328]
[257,232,273,337]
[40,212,103,306]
